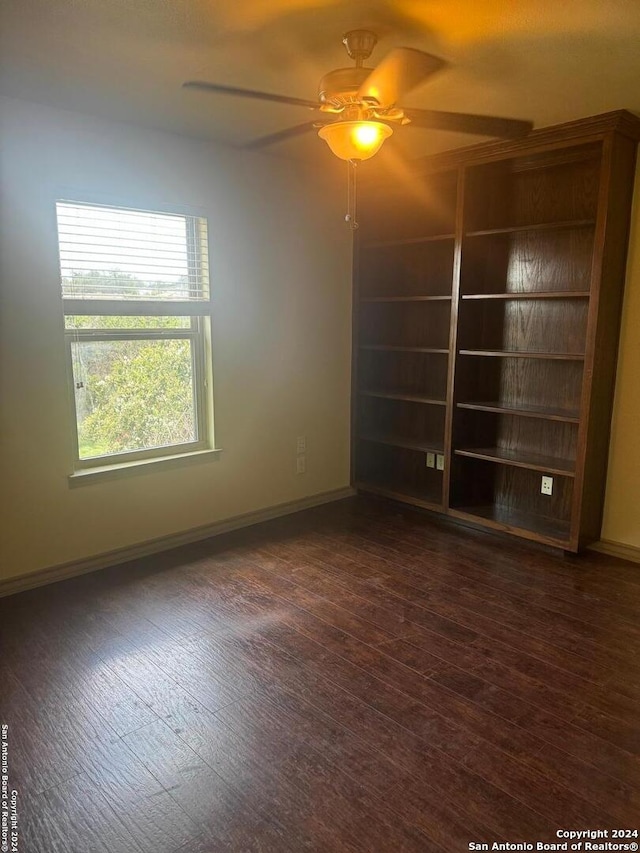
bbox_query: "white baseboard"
[589,538,640,564]
[0,486,356,598]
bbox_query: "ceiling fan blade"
[183,81,319,110]
[404,108,533,138]
[357,48,446,107]
[243,121,329,151]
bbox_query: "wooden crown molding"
[362,110,640,186]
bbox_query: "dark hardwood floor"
[2,496,640,852]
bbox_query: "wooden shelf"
[361,390,446,406]
[459,349,584,361]
[358,433,444,454]
[361,295,452,303]
[465,219,596,238]
[356,481,443,513]
[456,401,580,423]
[455,446,575,477]
[461,291,590,300]
[361,234,455,249]
[449,505,571,547]
[361,345,449,354]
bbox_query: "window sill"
[68,448,222,486]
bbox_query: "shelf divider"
[459,349,584,361]
[361,295,452,303]
[465,219,596,238]
[361,234,455,249]
[358,433,444,454]
[355,481,443,513]
[454,446,576,477]
[361,345,450,354]
[456,401,580,423]
[461,291,590,300]
[361,390,446,406]
[449,505,570,546]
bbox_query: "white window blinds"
[56,201,209,303]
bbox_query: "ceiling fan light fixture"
[318,120,392,161]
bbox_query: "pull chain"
[345,158,359,230]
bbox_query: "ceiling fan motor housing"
[319,30,381,108]
[318,66,373,107]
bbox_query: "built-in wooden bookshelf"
[354,169,458,512]
[353,111,640,551]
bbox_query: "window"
[56,200,213,471]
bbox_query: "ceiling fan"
[183,29,533,161]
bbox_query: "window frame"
[57,199,215,472]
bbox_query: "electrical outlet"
[296,436,306,455]
[296,455,306,475]
[426,452,435,468]
[541,475,553,496]
[436,454,445,471]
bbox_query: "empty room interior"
[2,1,640,851]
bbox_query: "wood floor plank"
[269,530,640,668]
[0,668,84,795]
[212,695,447,853]
[333,505,640,617]
[22,773,146,853]
[78,730,200,852]
[5,614,161,738]
[223,684,492,848]
[157,678,446,853]
[242,543,640,738]
[102,640,245,732]
[123,718,302,852]
[230,613,620,827]
[249,546,482,644]
[331,525,640,644]
[201,554,606,728]
[253,533,640,712]
[192,627,567,838]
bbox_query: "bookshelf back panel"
[458,298,588,354]
[359,397,446,446]
[461,227,594,294]
[451,457,574,524]
[455,357,584,412]
[358,350,448,400]
[360,301,451,349]
[454,411,578,463]
[465,144,601,231]
[359,171,458,241]
[360,241,454,298]
[357,441,444,503]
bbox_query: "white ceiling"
[2,0,640,162]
